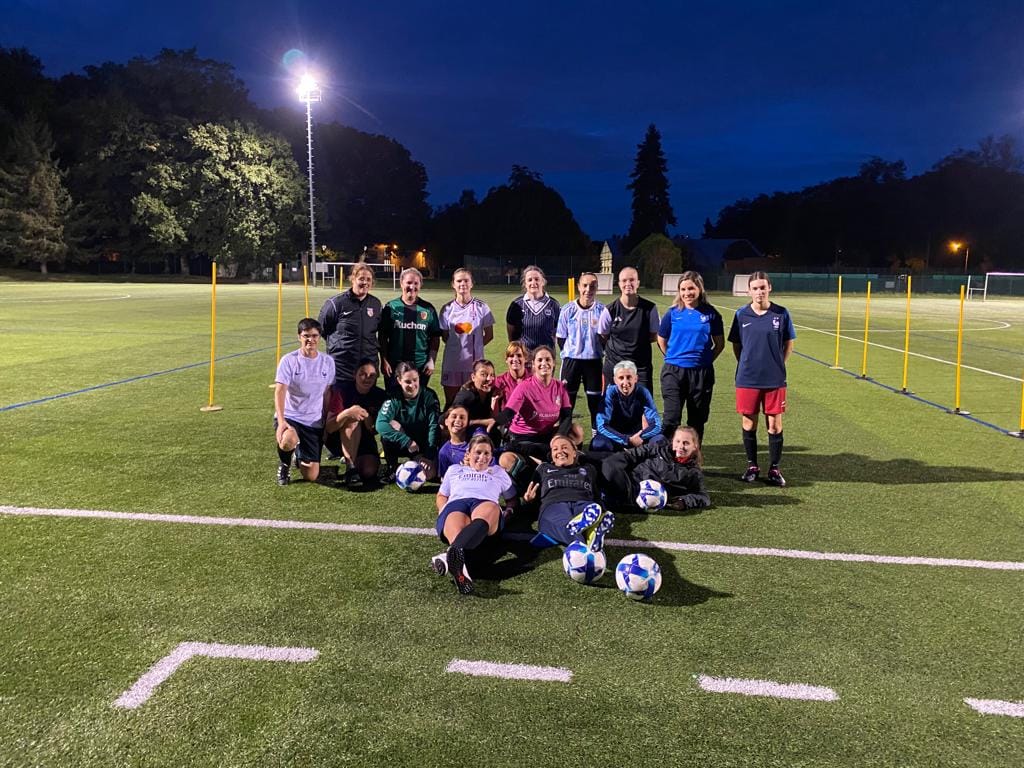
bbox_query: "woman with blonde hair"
[506,265,560,352]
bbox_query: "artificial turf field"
[1,278,1022,768]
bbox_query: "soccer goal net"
[731,274,751,296]
[970,272,1024,301]
[662,274,684,295]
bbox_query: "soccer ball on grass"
[395,460,427,491]
[635,479,668,510]
[562,541,607,585]
[614,553,662,600]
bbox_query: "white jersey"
[440,298,495,376]
[557,300,611,360]
[439,464,513,504]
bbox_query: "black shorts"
[355,426,380,458]
[560,358,604,397]
[274,417,324,464]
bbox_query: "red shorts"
[736,387,787,415]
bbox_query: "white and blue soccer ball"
[395,460,427,492]
[562,541,607,585]
[635,479,668,510]
[615,553,663,601]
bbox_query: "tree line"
[2,45,1021,277]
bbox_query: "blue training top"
[658,303,724,368]
[726,303,796,389]
[594,384,662,445]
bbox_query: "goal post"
[731,274,751,296]
[979,272,1024,301]
[662,273,684,295]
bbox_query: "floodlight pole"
[299,83,321,288]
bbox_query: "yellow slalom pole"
[860,281,871,378]
[900,276,912,393]
[1013,371,1024,438]
[831,275,843,368]
[303,264,310,317]
[270,263,283,388]
[952,285,969,414]
[568,277,576,303]
[200,263,223,412]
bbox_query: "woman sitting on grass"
[432,435,515,595]
[523,435,614,554]
[375,362,441,483]
[599,426,710,512]
[591,360,663,452]
[451,359,498,440]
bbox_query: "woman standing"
[506,265,560,353]
[439,268,495,405]
[273,318,335,486]
[318,264,382,399]
[379,267,442,388]
[657,271,725,443]
[604,266,660,397]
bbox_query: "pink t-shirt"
[493,371,526,411]
[505,376,571,436]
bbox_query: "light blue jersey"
[557,300,611,360]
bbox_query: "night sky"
[4,1,1024,239]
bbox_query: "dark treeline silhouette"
[706,140,1024,272]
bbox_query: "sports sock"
[277,448,294,465]
[768,431,783,467]
[742,429,758,465]
[452,519,489,551]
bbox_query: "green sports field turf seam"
[792,350,1016,435]
[0,345,275,413]
[4,505,1022,572]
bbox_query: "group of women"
[273,263,795,594]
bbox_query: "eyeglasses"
[300,333,321,340]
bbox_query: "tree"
[625,124,676,252]
[0,116,71,272]
[630,233,680,288]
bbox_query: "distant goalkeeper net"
[969,272,1024,301]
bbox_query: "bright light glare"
[297,73,318,97]
[949,240,962,252]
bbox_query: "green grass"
[1,281,1022,767]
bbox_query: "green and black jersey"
[379,298,442,371]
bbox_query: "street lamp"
[949,241,970,274]
[297,73,321,287]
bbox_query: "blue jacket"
[594,384,661,446]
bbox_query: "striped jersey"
[557,300,611,360]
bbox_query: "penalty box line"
[3,505,1023,573]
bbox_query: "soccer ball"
[635,479,668,510]
[614,553,662,601]
[562,541,607,585]
[395,460,427,491]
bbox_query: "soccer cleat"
[566,506,601,540]
[344,469,363,489]
[430,551,448,576]
[383,465,398,484]
[741,465,760,483]
[766,467,787,487]
[446,545,473,595]
[276,462,291,486]
[585,509,615,553]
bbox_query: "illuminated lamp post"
[297,73,321,287]
[949,240,970,274]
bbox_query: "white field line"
[697,674,838,702]
[447,659,572,683]
[963,697,1024,718]
[0,294,133,303]
[4,505,1024,572]
[795,324,1022,382]
[113,641,318,709]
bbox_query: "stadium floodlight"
[949,241,970,274]
[297,73,322,287]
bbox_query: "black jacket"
[318,290,382,382]
[620,442,710,510]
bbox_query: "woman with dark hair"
[506,265,560,353]
[657,270,725,443]
[273,318,335,486]
[451,359,498,439]
[325,358,387,488]
[376,362,441,482]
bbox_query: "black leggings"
[661,364,715,441]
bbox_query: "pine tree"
[625,124,676,252]
[0,116,71,272]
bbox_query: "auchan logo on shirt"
[396,320,428,331]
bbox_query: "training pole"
[303,264,310,317]
[951,285,969,415]
[567,277,575,303]
[270,262,283,388]
[860,281,871,378]
[200,263,223,413]
[1011,372,1024,438]
[900,276,912,394]
[831,275,843,368]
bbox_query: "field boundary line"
[447,659,572,683]
[4,505,1023,572]
[697,674,838,701]
[963,697,1024,718]
[113,641,318,710]
[0,346,275,413]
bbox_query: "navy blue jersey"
[658,303,724,368]
[506,295,560,351]
[727,303,796,388]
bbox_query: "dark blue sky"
[4,1,1024,239]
